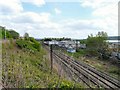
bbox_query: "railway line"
[43,44,120,89]
[52,50,120,89]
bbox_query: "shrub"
[29,37,40,51]
[29,37,36,43]
[33,42,40,51]
[16,39,37,52]
[16,38,41,52]
[9,30,19,39]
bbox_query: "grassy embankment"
[2,39,84,88]
[65,49,120,80]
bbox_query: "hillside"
[2,39,84,88]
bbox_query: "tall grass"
[2,40,84,88]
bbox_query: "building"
[106,38,120,60]
[106,40,120,49]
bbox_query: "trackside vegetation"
[16,37,41,52]
[2,26,84,88]
[66,32,120,79]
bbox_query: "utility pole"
[50,44,53,74]
[5,28,6,40]
[76,40,78,52]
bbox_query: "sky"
[0,0,119,39]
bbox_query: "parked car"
[67,47,76,53]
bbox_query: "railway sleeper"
[53,54,98,88]
[55,51,120,89]
[54,53,115,89]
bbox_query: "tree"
[80,39,86,44]
[9,30,19,39]
[24,33,29,40]
[0,26,20,39]
[86,31,109,58]
[1,27,12,39]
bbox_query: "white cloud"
[0,0,119,39]
[81,0,119,8]
[81,0,118,18]
[0,12,50,24]
[62,19,99,30]
[0,0,45,15]
[21,0,45,6]
[0,11,100,39]
[54,8,61,14]
[12,12,50,23]
[0,0,23,14]
[80,0,118,37]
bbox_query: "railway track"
[53,50,120,89]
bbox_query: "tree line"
[43,37,71,41]
[0,26,19,39]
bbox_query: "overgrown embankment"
[2,39,84,88]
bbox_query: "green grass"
[2,39,85,88]
[65,49,86,61]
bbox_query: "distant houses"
[106,36,120,49]
[43,36,119,56]
[106,40,120,49]
[44,40,87,53]
[106,36,120,59]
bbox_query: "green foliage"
[2,41,47,88]
[2,40,84,88]
[16,39,38,52]
[6,30,12,38]
[33,42,40,51]
[0,26,19,39]
[9,30,19,39]
[66,49,86,59]
[80,39,86,44]
[29,37,37,43]
[78,49,87,55]
[86,31,108,57]
[16,37,41,52]
[48,79,83,88]
[1,28,12,39]
[29,37,41,51]
[24,33,29,40]
[108,67,120,75]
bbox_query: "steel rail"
[53,50,120,89]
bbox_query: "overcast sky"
[0,0,118,39]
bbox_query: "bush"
[16,39,38,52]
[9,30,19,39]
[29,37,36,43]
[86,31,108,57]
[2,29,12,39]
[29,37,40,51]
[33,42,40,51]
[16,37,41,52]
